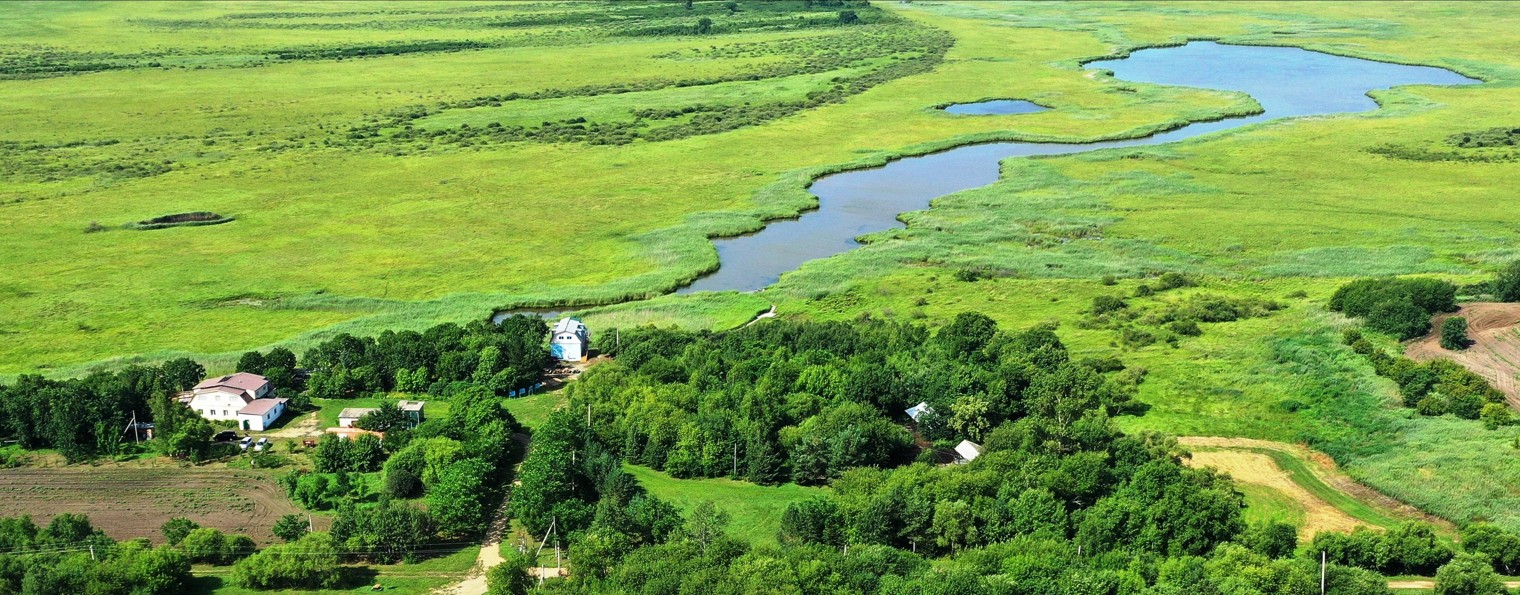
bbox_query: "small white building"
[337,408,378,428]
[237,398,288,432]
[398,400,425,429]
[550,317,590,362]
[954,440,985,463]
[905,402,933,421]
[189,373,272,423]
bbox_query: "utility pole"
[89,545,95,561]
[732,443,737,477]
[308,514,313,533]
[1320,550,1326,594]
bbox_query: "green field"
[625,464,823,546]
[6,0,1520,541]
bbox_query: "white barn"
[189,373,273,423]
[550,317,590,362]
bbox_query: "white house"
[237,398,288,432]
[189,373,272,423]
[905,402,933,421]
[550,317,590,362]
[954,440,985,463]
[337,408,378,428]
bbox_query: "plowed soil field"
[0,466,315,544]
[1406,302,1520,409]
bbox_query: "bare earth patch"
[1406,302,1520,409]
[0,466,313,544]
[1186,449,1361,538]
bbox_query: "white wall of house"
[236,402,285,432]
[189,390,249,421]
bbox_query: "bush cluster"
[0,514,190,595]
[1330,277,1456,339]
[1311,522,1452,576]
[1344,329,1509,425]
[302,315,548,400]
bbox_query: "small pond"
[942,99,1047,115]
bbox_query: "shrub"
[161,517,199,546]
[1239,521,1297,559]
[1481,403,1514,430]
[1496,261,1520,302]
[179,528,253,565]
[1155,271,1193,291]
[1166,319,1202,337]
[231,532,341,590]
[272,514,309,543]
[1367,296,1432,340]
[1091,295,1128,315]
[1434,552,1506,595]
[1441,316,1470,350]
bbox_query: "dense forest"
[498,314,1512,594]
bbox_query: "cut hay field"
[0,464,313,544]
[1180,437,1452,540]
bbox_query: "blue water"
[676,42,1477,294]
[943,99,1048,115]
[495,42,1476,322]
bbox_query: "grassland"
[625,464,823,546]
[7,0,1520,540]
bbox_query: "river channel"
[497,42,1476,322]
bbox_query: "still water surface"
[497,42,1476,321]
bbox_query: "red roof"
[237,398,287,416]
[194,372,269,393]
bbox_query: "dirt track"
[1406,302,1520,409]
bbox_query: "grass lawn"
[503,390,567,431]
[625,464,823,546]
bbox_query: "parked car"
[254,437,270,452]
[213,430,238,442]
[239,437,254,451]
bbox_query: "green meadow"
[5,0,1520,536]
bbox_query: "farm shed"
[551,317,590,362]
[188,373,272,423]
[337,408,378,428]
[398,400,425,428]
[905,402,932,421]
[236,398,288,432]
[954,440,985,463]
